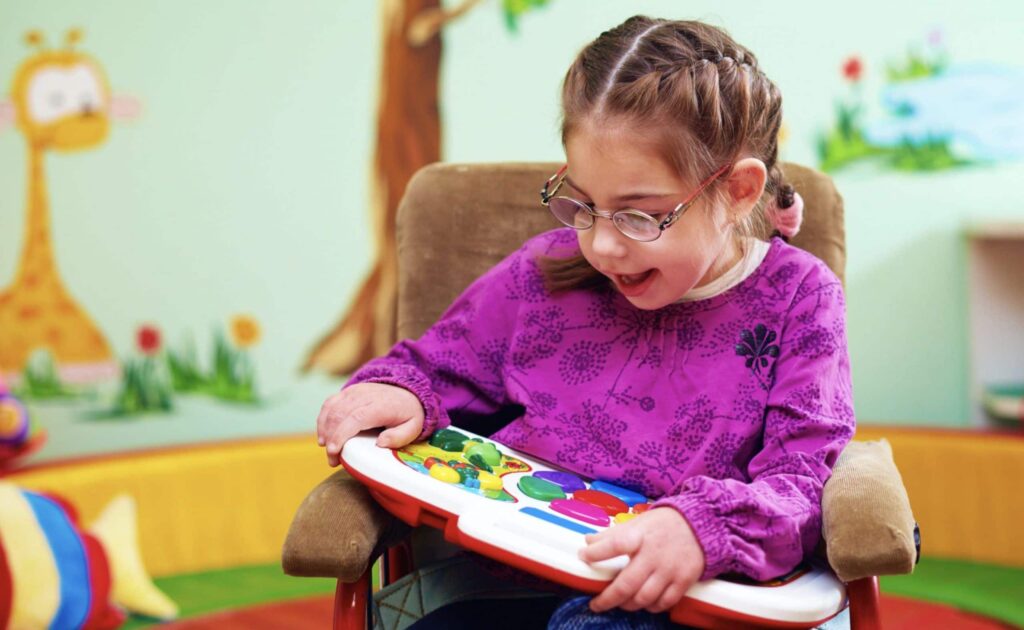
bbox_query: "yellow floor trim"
[8,436,333,577]
[7,427,1022,576]
[856,426,1024,567]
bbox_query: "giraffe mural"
[0,30,136,382]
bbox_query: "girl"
[317,15,854,628]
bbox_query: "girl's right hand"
[316,382,426,467]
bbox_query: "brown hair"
[541,16,793,292]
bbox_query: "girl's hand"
[316,383,425,467]
[578,507,705,614]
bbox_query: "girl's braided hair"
[542,16,794,292]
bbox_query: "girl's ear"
[725,157,767,223]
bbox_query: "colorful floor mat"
[122,557,1024,629]
[147,593,1018,629]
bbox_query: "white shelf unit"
[965,222,1024,426]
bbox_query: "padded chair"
[283,162,918,629]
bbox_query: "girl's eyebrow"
[564,175,673,202]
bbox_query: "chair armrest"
[822,439,918,582]
[282,469,410,582]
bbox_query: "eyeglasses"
[540,163,731,242]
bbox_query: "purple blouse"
[347,228,855,581]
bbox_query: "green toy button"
[465,442,502,467]
[518,475,566,502]
[467,453,493,473]
[429,428,470,452]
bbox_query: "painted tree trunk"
[304,0,442,375]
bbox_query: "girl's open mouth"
[615,269,656,296]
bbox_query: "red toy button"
[572,489,628,516]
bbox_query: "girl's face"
[564,123,739,310]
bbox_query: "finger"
[579,525,642,563]
[325,417,368,458]
[323,404,378,459]
[589,555,653,613]
[377,418,421,448]
[316,392,352,444]
[650,582,687,614]
[315,397,336,445]
[622,573,667,612]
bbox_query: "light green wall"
[2,0,1022,445]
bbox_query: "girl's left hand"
[578,507,705,614]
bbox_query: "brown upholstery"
[823,440,918,582]
[283,161,917,584]
[282,469,410,581]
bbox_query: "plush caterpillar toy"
[0,484,178,629]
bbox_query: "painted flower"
[230,314,261,348]
[735,324,780,375]
[842,56,863,82]
[136,324,162,355]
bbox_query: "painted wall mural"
[303,0,554,376]
[0,29,299,464]
[0,30,127,383]
[819,30,1024,172]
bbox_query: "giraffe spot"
[18,305,40,319]
[24,274,39,288]
[46,328,62,345]
[57,300,77,315]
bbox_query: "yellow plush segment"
[90,494,178,620]
[0,483,60,629]
[9,435,332,576]
[856,425,1024,567]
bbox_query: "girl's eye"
[633,210,665,221]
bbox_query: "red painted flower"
[136,325,161,355]
[842,56,863,82]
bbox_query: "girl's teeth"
[621,271,649,285]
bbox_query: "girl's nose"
[589,216,629,259]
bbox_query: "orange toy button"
[573,489,628,516]
[632,503,652,514]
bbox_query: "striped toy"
[0,483,177,629]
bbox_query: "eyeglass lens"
[548,197,661,241]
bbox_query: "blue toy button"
[591,480,648,507]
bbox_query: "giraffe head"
[8,29,111,152]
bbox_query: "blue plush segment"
[520,506,597,534]
[23,491,91,630]
[590,481,647,507]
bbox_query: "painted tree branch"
[408,0,484,46]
